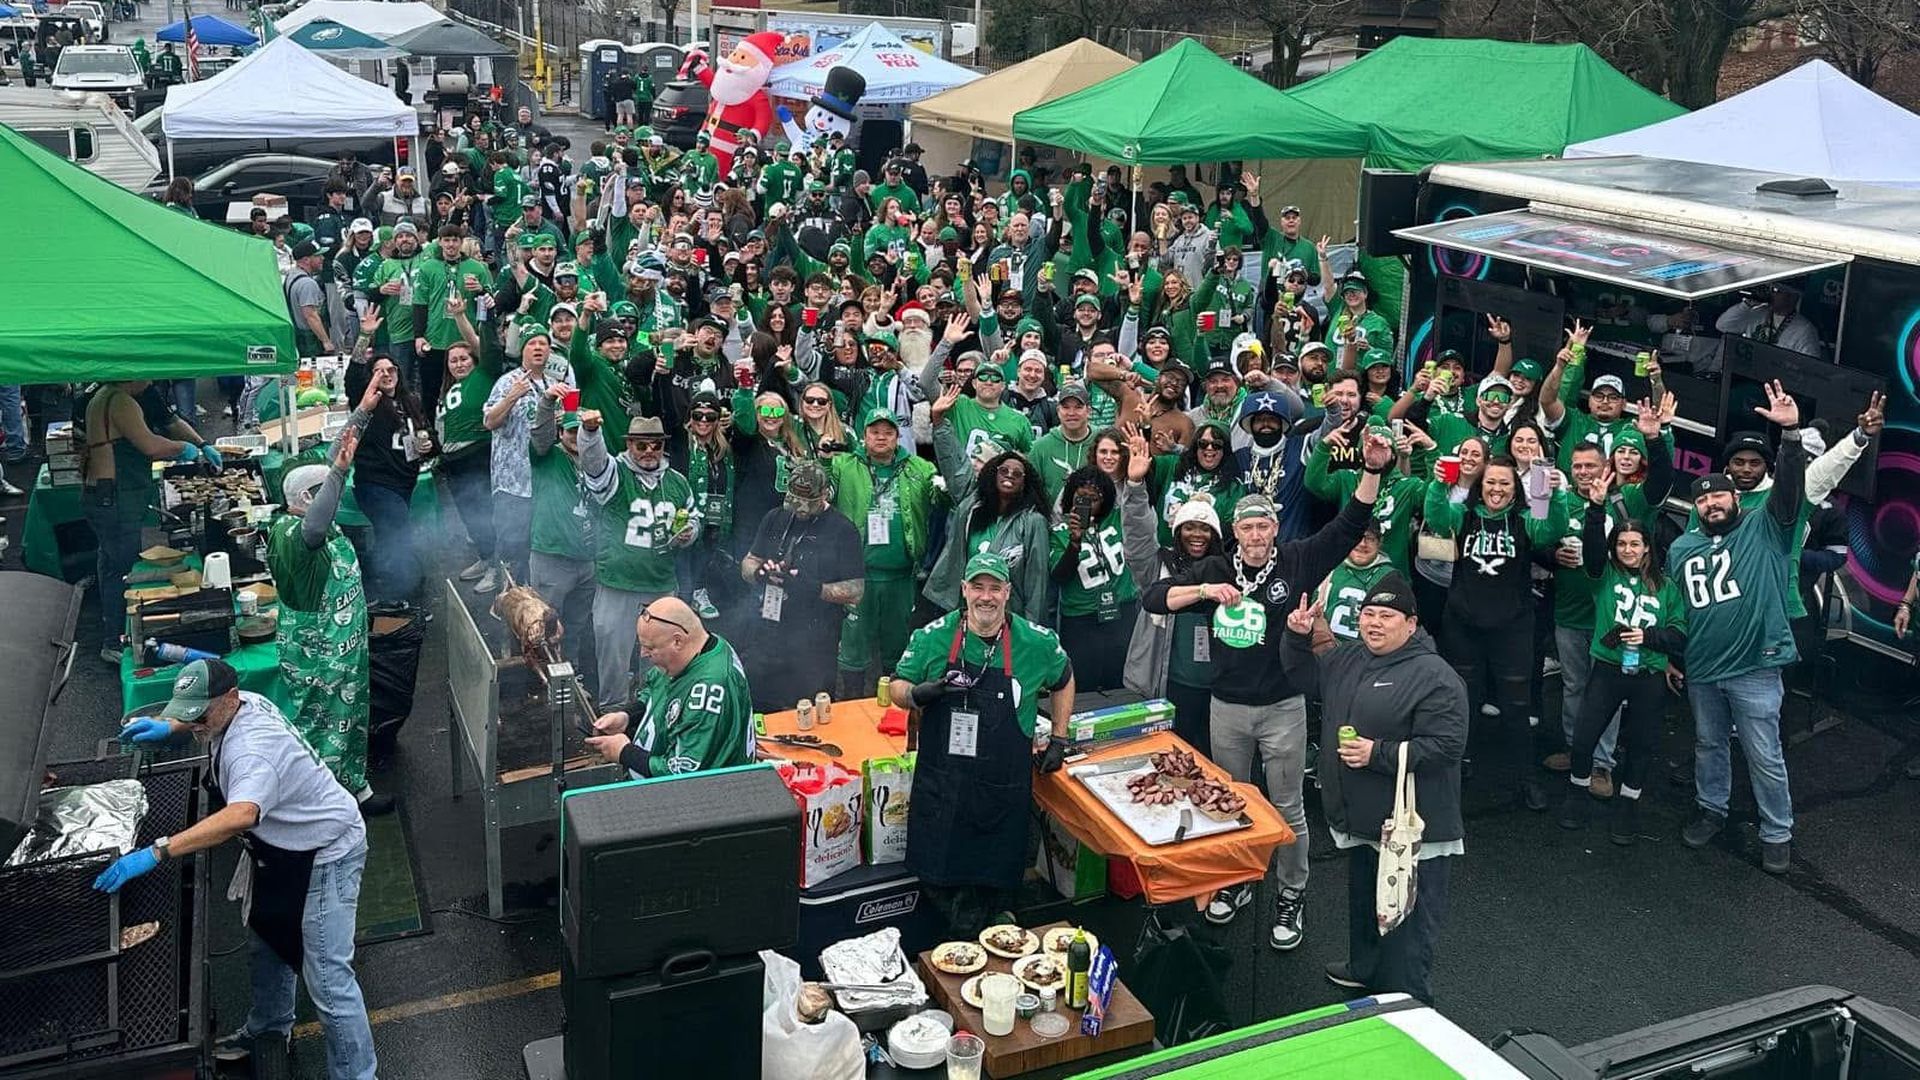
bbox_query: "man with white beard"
[679,31,781,175]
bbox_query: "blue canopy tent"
[155,14,258,47]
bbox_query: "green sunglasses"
[757,403,789,419]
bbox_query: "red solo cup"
[803,307,819,328]
[1438,455,1462,484]
[562,388,581,412]
[1197,311,1218,332]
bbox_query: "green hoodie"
[829,444,939,572]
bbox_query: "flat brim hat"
[1590,374,1626,395]
[1692,473,1739,499]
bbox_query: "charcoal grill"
[0,572,211,1079]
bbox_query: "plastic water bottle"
[147,639,218,665]
[1620,644,1642,675]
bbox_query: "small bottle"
[1620,643,1642,675]
[813,691,832,726]
[147,639,218,665]
[1038,986,1057,1013]
[876,675,892,708]
[1066,931,1091,1010]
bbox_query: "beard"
[710,56,770,106]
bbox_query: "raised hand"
[1361,430,1394,471]
[1585,465,1615,504]
[1285,592,1322,635]
[1567,319,1591,347]
[1858,390,1886,436]
[1634,397,1663,438]
[1752,379,1801,428]
[1486,314,1511,343]
[943,312,969,344]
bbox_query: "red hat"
[738,31,783,68]
[895,301,929,324]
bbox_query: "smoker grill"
[0,572,211,1079]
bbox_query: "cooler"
[791,862,943,980]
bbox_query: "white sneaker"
[1480,703,1501,718]
[692,588,719,619]
[1268,888,1306,951]
[457,558,489,581]
[1204,883,1254,925]
[1541,657,1562,677]
[473,566,501,594]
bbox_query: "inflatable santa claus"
[679,31,782,176]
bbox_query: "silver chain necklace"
[1232,552,1275,595]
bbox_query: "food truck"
[1368,155,1920,657]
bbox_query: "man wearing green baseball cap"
[889,548,1076,935]
[99,659,375,1075]
[828,407,940,695]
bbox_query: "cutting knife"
[1071,753,1153,777]
[1174,808,1193,842]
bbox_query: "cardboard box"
[251,192,288,209]
[1065,699,1174,749]
[1034,811,1106,902]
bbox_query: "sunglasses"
[1196,441,1227,451]
[995,464,1027,478]
[640,608,691,634]
[802,395,832,406]
[628,437,665,450]
[690,411,719,422]
[758,404,788,419]
[1480,392,1512,404]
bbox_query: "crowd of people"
[39,102,1897,1069]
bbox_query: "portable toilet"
[579,39,630,121]
[625,42,686,91]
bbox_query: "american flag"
[184,7,202,82]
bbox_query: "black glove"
[1037,735,1069,773]
[908,679,951,707]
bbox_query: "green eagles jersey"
[1324,308,1395,355]
[1320,559,1398,642]
[894,610,1069,737]
[1666,509,1797,682]
[760,161,803,207]
[1031,429,1095,507]
[436,366,495,449]
[681,149,720,191]
[948,397,1034,461]
[567,333,636,455]
[530,440,593,560]
[1050,506,1137,619]
[1303,444,1422,575]
[867,180,920,213]
[413,256,494,349]
[1590,565,1687,671]
[1193,274,1256,350]
[626,635,754,776]
[370,254,421,339]
[591,461,696,594]
[490,167,526,224]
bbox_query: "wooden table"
[916,922,1154,1077]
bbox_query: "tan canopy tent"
[908,38,1134,176]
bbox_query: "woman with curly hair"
[924,383,1052,624]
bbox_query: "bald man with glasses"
[584,597,755,778]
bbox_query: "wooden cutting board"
[916,922,1153,1077]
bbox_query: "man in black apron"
[96,660,377,1079]
[890,551,1076,936]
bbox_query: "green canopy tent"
[0,123,296,382]
[1285,38,1686,320]
[1285,37,1686,171]
[1012,37,1369,164]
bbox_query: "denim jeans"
[1211,695,1310,894]
[247,840,377,1080]
[82,485,146,645]
[1555,625,1616,771]
[353,480,419,601]
[167,379,196,423]
[0,384,27,461]
[1690,668,1793,843]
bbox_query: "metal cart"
[444,578,621,917]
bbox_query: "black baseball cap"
[1692,473,1739,499]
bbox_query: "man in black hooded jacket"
[1281,572,1466,1006]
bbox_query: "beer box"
[1065,699,1174,748]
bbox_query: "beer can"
[672,506,690,534]
[876,676,892,708]
[795,699,814,731]
[1338,725,1358,745]
[1634,351,1652,377]
[814,691,832,725]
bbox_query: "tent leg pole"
[282,375,296,456]
[167,139,175,182]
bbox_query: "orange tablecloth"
[757,699,908,768]
[1033,732,1295,906]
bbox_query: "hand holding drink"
[1437,454,1463,485]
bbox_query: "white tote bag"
[1375,741,1425,936]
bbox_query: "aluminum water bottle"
[147,639,218,665]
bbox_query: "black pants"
[1059,602,1137,694]
[1570,660,1667,794]
[1443,607,1534,788]
[1347,847,1451,1005]
[1167,679,1213,759]
[922,882,1019,940]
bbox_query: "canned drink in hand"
[1634,351,1652,377]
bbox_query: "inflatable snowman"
[777,65,866,154]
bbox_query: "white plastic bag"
[759,950,864,1080]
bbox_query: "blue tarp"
[155,14,259,47]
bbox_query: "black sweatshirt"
[1141,490,1373,705]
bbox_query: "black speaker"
[562,764,800,979]
[1358,169,1422,258]
[561,949,764,1080]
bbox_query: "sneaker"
[1521,778,1548,812]
[1324,962,1367,990]
[473,566,501,594]
[213,1026,290,1063]
[1541,656,1562,677]
[101,645,123,666]
[1204,883,1254,925]
[1268,888,1305,950]
[1557,786,1592,830]
[1608,797,1639,846]
[457,558,490,581]
[1479,703,1501,718]
[1681,809,1726,849]
[1760,840,1792,875]
[1542,752,1571,772]
[0,477,23,498]
[1589,767,1615,799]
[692,588,719,619]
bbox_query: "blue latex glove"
[93,846,159,893]
[176,442,202,464]
[120,717,175,744]
[203,444,224,470]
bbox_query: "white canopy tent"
[274,0,445,38]
[768,22,979,115]
[161,36,416,146]
[1566,59,1920,188]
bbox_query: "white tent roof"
[1566,59,1920,188]
[162,36,416,139]
[768,22,978,106]
[276,0,444,38]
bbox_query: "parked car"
[56,1,105,41]
[650,78,708,150]
[134,107,400,178]
[187,153,335,223]
[51,43,141,107]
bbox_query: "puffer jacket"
[1280,626,1468,845]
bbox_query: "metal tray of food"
[1068,749,1254,847]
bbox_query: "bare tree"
[1798,0,1920,87]
[1218,0,1361,84]
[1521,0,1802,106]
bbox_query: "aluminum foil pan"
[4,779,150,868]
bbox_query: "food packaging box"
[250,192,287,209]
[1034,811,1106,903]
[1065,698,1174,749]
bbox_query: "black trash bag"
[1129,912,1237,1047]
[367,601,427,756]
